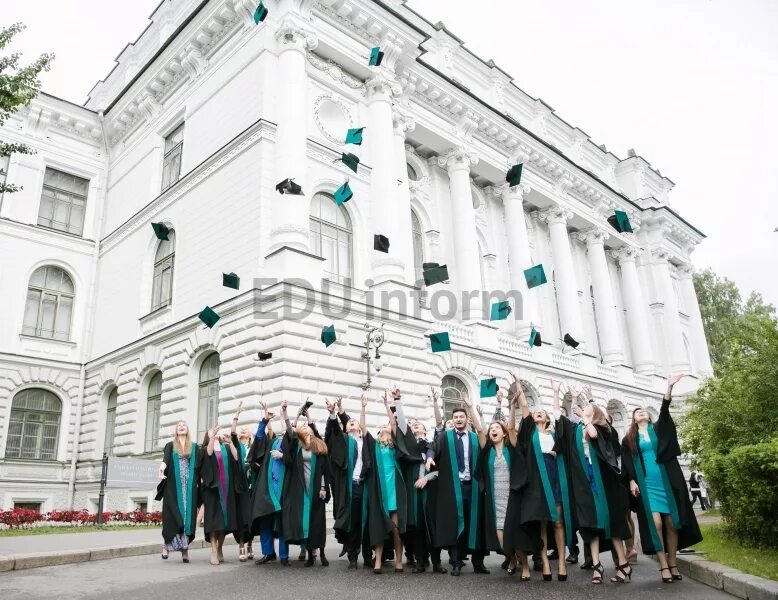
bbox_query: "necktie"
[455,431,466,474]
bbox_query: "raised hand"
[581,384,592,399]
[496,390,504,406]
[360,394,368,409]
[461,390,472,408]
[390,385,401,402]
[262,401,275,421]
[551,380,561,395]
[667,374,684,389]
[280,400,288,418]
[336,396,344,414]
[235,401,243,417]
[476,404,484,417]
[325,398,336,414]
[208,424,219,440]
[430,387,440,404]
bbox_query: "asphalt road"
[1,547,733,600]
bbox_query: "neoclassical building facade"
[0,0,711,511]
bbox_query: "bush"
[0,509,162,529]
[704,440,778,549]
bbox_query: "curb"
[674,553,778,600]
[0,537,240,572]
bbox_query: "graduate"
[156,420,199,563]
[621,374,702,583]
[249,401,290,566]
[280,401,331,567]
[325,396,372,569]
[230,402,253,561]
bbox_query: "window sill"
[19,333,76,347]
[139,305,173,336]
[36,224,91,241]
[140,304,172,321]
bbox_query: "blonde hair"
[295,424,327,456]
[172,421,193,456]
[589,404,611,430]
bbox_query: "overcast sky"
[4,0,777,307]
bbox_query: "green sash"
[556,451,573,543]
[376,444,392,517]
[446,429,464,538]
[345,435,356,531]
[575,424,610,537]
[648,425,681,530]
[298,446,317,543]
[532,429,573,542]
[267,438,284,511]
[532,430,558,520]
[172,443,198,536]
[488,446,511,529]
[467,431,480,549]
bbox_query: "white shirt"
[455,429,471,482]
[351,433,363,482]
[539,431,556,455]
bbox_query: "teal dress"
[638,434,670,514]
[376,444,398,512]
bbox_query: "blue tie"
[455,431,466,474]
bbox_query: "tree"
[0,22,53,194]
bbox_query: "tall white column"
[612,247,654,374]
[438,148,481,320]
[539,207,584,345]
[650,248,688,373]
[391,106,416,285]
[579,228,623,365]
[678,263,713,376]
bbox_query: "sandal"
[660,567,674,583]
[668,564,683,581]
[239,548,247,562]
[161,548,169,560]
[627,548,638,564]
[182,550,189,563]
[610,563,632,583]
[591,562,604,585]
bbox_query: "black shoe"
[339,546,348,558]
[304,554,315,567]
[501,558,510,570]
[280,559,291,567]
[320,553,329,567]
[432,563,448,574]
[364,560,375,569]
[412,565,426,574]
[451,566,461,576]
[580,560,594,570]
[473,564,490,574]
[298,550,307,561]
[254,553,277,565]
[406,558,417,568]
[348,560,357,569]
[566,553,579,565]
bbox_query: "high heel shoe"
[161,549,169,560]
[668,564,683,580]
[542,573,552,582]
[660,567,674,583]
[610,563,632,583]
[591,562,604,584]
[557,571,568,582]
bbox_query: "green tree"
[0,22,53,194]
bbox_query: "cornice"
[307,51,366,92]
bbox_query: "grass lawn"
[0,524,158,537]
[692,523,778,581]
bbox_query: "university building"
[0,0,711,512]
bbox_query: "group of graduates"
[156,371,702,584]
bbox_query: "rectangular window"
[144,397,161,453]
[161,124,184,191]
[0,154,9,194]
[14,502,42,513]
[104,408,117,456]
[37,168,89,237]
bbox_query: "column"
[391,106,416,285]
[612,247,654,373]
[438,148,481,320]
[500,184,539,337]
[650,248,688,373]
[578,228,623,365]
[678,263,713,376]
[367,76,404,284]
[539,207,584,345]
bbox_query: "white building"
[0,0,712,512]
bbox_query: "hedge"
[0,509,162,529]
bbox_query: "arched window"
[411,209,424,286]
[406,162,419,181]
[309,193,353,285]
[151,230,175,311]
[683,334,694,371]
[103,388,118,456]
[22,266,75,341]
[144,373,162,452]
[6,389,61,460]
[198,354,220,441]
[441,375,468,421]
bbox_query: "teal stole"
[345,435,356,530]
[267,437,285,511]
[216,443,231,528]
[488,446,511,529]
[297,446,318,544]
[531,429,573,543]
[172,443,198,536]
[375,443,393,517]
[575,425,610,537]
[445,429,480,547]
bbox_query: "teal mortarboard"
[336,152,360,173]
[430,331,451,353]
[151,222,170,241]
[374,234,390,253]
[368,46,384,67]
[422,263,449,286]
[607,210,633,234]
[345,127,365,145]
[563,333,580,349]
[506,163,523,187]
[528,327,541,347]
[253,1,268,23]
[199,306,220,329]
[523,264,547,289]
[321,324,336,347]
[222,272,240,290]
[334,181,353,205]
[490,300,512,321]
[480,377,498,398]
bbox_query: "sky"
[3,0,778,307]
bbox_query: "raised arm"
[225,432,238,461]
[551,380,561,416]
[206,424,218,456]
[382,391,396,435]
[665,374,684,403]
[462,391,486,447]
[431,387,444,428]
[510,371,530,418]
[280,400,292,435]
[231,401,243,436]
[493,390,504,423]
[391,386,408,435]
[507,396,518,446]
[359,394,368,437]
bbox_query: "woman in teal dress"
[622,375,702,584]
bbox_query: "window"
[150,231,175,311]
[407,162,419,181]
[14,502,42,512]
[37,168,89,236]
[477,242,486,291]
[0,154,8,193]
[22,266,75,341]
[144,373,162,452]
[161,124,184,191]
[411,209,424,286]
[5,389,61,460]
[134,501,148,513]
[309,192,353,285]
[197,353,220,441]
[103,388,118,457]
[441,375,468,421]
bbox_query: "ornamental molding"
[312,93,355,145]
[306,52,366,93]
[650,247,670,262]
[392,106,416,135]
[538,206,573,226]
[576,227,608,246]
[677,262,694,277]
[610,246,643,263]
[437,147,479,171]
[365,75,402,100]
[275,21,318,52]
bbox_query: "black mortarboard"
[607,210,633,234]
[258,351,272,361]
[423,264,449,286]
[374,234,390,253]
[528,327,541,347]
[337,152,360,173]
[369,46,384,67]
[523,264,548,289]
[199,306,220,328]
[563,333,580,349]
[222,272,240,290]
[506,163,523,187]
[345,127,365,145]
[253,1,268,23]
[151,222,170,241]
[276,178,303,195]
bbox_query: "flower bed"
[0,508,162,530]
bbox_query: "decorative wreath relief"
[313,94,353,145]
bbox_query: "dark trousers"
[346,481,371,563]
[690,491,706,509]
[411,494,440,566]
[451,480,484,568]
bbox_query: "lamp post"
[360,322,385,391]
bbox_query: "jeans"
[259,514,288,560]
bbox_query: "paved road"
[2,547,733,600]
[0,527,160,555]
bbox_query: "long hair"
[295,424,327,456]
[624,408,651,455]
[532,408,554,433]
[172,421,192,456]
[589,404,611,430]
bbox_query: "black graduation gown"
[364,432,408,548]
[231,433,252,543]
[280,425,331,549]
[156,441,200,545]
[326,413,363,543]
[396,427,426,531]
[621,399,702,554]
[200,443,239,541]
[247,420,286,535]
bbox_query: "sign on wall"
[106,457,159,489]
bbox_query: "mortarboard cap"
[390,406,397,414]
[430,331,451,353]
[523,264,548,289]
[490,300,512,321]
[345,127,365,145]
[422,262,439,270]
[506,163,523,187]
[423,263,449,286]
[151,222,170,241]
[199,306,220,329]
[337,152,360,173]
[276,178,303,195]
[334,181,353,205]
[258,351,272,361]
[607,210,633,234]
[563,333,580,349]
[369,46,384,67]
[253,1,268,23]
[480,377,498,398]
[528,327,541,347]
[374,234,390,253]
[321,324,336,347]
[222,272,240,290]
